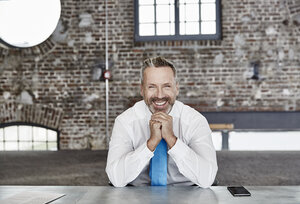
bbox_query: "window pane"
[139,0,154,5]
[211,131,222,150]
[179,22,185,34]
[139,5,154,23]
[170,22,175,35]
[156,5,171,22]
[185,4,199,21]
[170,4,175,22]
[4,126,17,141]
[33,142,47,150]
[186,22,199,34]
[139,23,155,36]
[183,0,199,3]
[179,3,186,22]
[19,125,32,141]
[48,142,58,151]
[201,0,215,3]
[33,127,47,141]
[201,3,216,21]
[180,3,199,22]
[48,130,57,141]
[19,142,33,150]
[157,22,173,35]
[5,142,18,150]
[0,142,3,150]
[201,21,216,34]
[0,129,3,141]
[156,0,172,4]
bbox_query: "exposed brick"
[1,0,300,149]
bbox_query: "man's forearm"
[164,134,177,149]
[147,137,161,152]
[168,139,218,188]
[106,142,154,187]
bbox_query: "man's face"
[141,66,179,114]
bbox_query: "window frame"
[134,0,222,42]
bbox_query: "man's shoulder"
[116,100,147,124]
[175,101,207,123]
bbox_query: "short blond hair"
[141,57,177,84]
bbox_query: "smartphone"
[227,186,251,197]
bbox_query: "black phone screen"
[227,186,251,197]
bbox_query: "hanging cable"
[105,0,109,147]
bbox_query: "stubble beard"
[147,96,175,114]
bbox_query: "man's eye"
[148,86,154,89]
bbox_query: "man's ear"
[140,84,144,97]
[176,82,179,96]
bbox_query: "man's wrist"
[165,134,177,149]
[147,138,160,152]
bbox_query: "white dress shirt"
[106,100,218,188]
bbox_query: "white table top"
[1,185,300,204]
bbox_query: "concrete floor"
[1,150,300,186]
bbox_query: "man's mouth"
[148,97,173,113]
[149,97,171,112]
[154,101,167,106]
[152,100,169,111]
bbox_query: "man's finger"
[151,114,171,122]
[150,119,162,123]
[150,120,162,127]
[152,112,169,117]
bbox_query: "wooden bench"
[209,123,234,131]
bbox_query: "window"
[228,131,300,151]
[0,123,59,151]
[134,0,221,41]
[212,131,300,151]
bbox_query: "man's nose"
[156,87,164,98]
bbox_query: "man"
[106,57,217,187]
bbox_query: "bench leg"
[221,131,229,150]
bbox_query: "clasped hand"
[147,112,177,151]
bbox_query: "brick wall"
[0,0,300,149]
[0,102,63,130]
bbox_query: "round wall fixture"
[0,0,61,48]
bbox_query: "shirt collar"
[169,100,179,118]
[143,100,152,121]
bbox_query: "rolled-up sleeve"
[105,118,153,187]
[168,116,218,188]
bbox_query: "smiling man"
[106,57,218,187]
